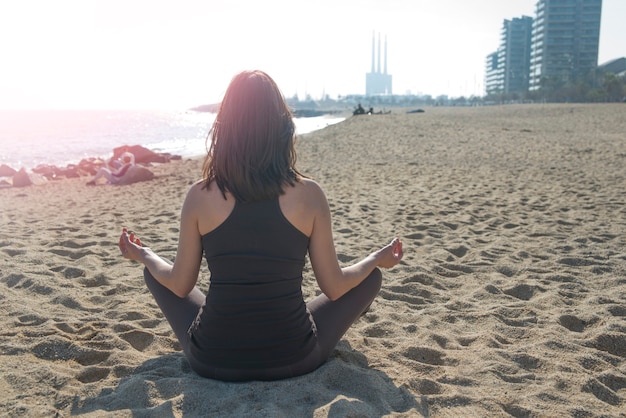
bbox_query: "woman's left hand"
[374,237,404,269]
[119,228,143,261]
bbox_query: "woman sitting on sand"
[86,151,135,185]
[118,70,403,381]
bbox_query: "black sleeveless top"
[188,198,317,369]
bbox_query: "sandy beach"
[1,103,625,417]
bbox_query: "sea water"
[0,110,344,170]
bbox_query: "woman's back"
[194,178,320,238]
[188,184,318,369]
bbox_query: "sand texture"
[1,104,625,417]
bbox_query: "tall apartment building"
[485,52,501,95]
[529,0,603,90]
[485,17,533,95]
[502,17,534,93]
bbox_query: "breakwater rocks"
[0,144,180,188]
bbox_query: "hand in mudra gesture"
[119,228,143,261]
[374,238,404,268]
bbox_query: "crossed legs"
[306,268,382,361]
[142,267,383,379]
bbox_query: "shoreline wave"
[0,110,345,172]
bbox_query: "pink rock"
[12,168,48,187]
[0,164,17,177]
[112,144,178,164]
[116,165,155,185]
[32,164,61,180]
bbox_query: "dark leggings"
[143,267,382,381]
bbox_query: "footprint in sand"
[607,305,626,317]
[489,364,536,384]
[437,375,477,387]
[509,353,543,371]
[558,314,587,332]
[74,350,111,366]
[16,314,48,326]
[582,377,623,406]
[445,245,468,258]
[402,346,457,366]
[431,263,473,278]
[379,287,429,306]
[362,322,393,338]
[407,378,443,394]
[32,337,107,365]
[588,333,626,358]
[52,295,97,312]
[48,248,95,260]
[578,354,607,372]
[503,283,543,301]
[493,307,538,327]
[120,329,155,351]
[402,273,435,286]
[2,274,54,295]
[76,366,110,383]
[502,405,533,417]
[61,267,86,279]
[3,248,26,257]
[78,274,109,288]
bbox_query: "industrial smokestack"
[371,31,375,73]
[384,35,388,75]
[377,33,381,74]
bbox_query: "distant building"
[485,51,501,95]
[529,0,603,90]
[485,17,534,96]
[501,17,534,94]
[597,57,626,76]
[366,32,392,96]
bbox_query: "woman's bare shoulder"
[285,178,328,212]
[187,180,221,197]
[185,180,205,200]
[297,177,325,195]
[187,180,235,235]
[184,180,226,210]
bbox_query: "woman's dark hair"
[201,70,305,202]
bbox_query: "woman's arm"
[119,185,204,297]
[307,183,403,301]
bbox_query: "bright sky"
[0,0,623,110]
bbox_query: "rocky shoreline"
[0,144,181,188]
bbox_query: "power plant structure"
[366,32,392,96]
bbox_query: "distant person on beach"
[107,150,135,170]
[353,103,366,115]
[86,151,135,185]
[118,70,403,382]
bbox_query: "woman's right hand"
[373,238,404,268]
[119,228,144,262]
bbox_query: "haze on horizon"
[0,0,624,110]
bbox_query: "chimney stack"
[377,33,381,74]
[384,35,388,75]
[371,31,375,73]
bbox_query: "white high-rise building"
[529,0,603,90]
